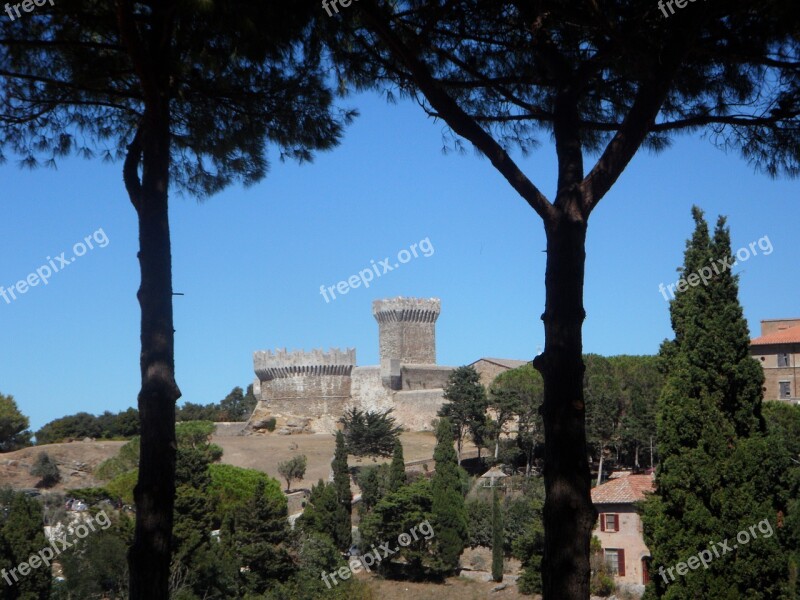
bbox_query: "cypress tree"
[431,417,468,574]
[231,480,293,594]
[492,486,504,582]
[297,479,341,544]
[389,440,407,492]
[643,207,791,599]
[332,431,352,551]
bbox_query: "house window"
[600,513,619,532]
[780,381,792,399]
[604,548,626,576]
[778,353,791,367]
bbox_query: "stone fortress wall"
[246,297,454,434]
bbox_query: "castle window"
[778,353,791,367]
[780,381,792,399]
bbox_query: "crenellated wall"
[253,348,355,419]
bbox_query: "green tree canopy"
[339,408,403,457]
[0,393,31,452]
[642,207,792,599]
[489,364,544,472]
[277,454,308,492]
[439,366,489,464]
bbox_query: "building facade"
[592,473,655,594]
[750,318,800,403]
[468,357,530,389]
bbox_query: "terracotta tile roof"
[751,324,800,346]
[591,474,654,505]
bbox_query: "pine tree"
[431,417,468,574]
[389,440,407,492]
[439,366,489,464]
[491,486,504,582]
[332,431,352,551]
[642,207,791,599]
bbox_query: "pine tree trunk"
[534,212,595,600]
[124,107,180,600]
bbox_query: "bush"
[208,463,285,519]
[465,498,492,548]
[106,469,138,504]
[264,417,276,432]
[339,408,402,457]
[590,536,615,597]
[35,409,139,444]
[30,451,60,487]
[67,487,115,505]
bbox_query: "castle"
[246,297,456,433]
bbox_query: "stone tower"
[373,297,440,388]
[253,348,355,419]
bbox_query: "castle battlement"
[254,348,356,381]
[372,297,441,323]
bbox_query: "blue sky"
[1,91,797,431]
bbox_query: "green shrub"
[208,463,285,519]
[67,487,115,505]
[465,498,492,547]
[30,451,60,487]
[106,469,138,504]
[264,417,276,432]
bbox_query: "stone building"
[469,357,530,389]
[247,297,455,433]
[750,318,800,403]
[592,473,655,593]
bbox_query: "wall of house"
[751,342,800,402]
[470,359,510,388]
[594,503,650,587]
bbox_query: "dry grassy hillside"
[0,440,125,492]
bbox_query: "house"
[591,473,655,590]
[750,318,800,403]
[468,357,530,388]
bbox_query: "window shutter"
[600,514,605,532]
[613,513,620,531]
[618,549,626,576]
